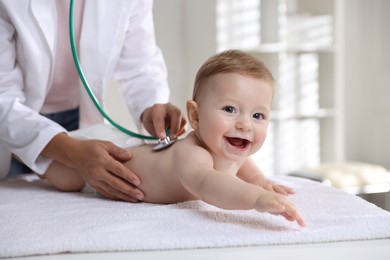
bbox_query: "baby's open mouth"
[225,137,250,149]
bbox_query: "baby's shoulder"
[172,135,212,161]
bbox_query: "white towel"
[1,175,390,258]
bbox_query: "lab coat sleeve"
[0,99,66,176]
[114,0,170,130]
[0,6,65,177]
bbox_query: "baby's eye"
[252,113,264,120]
[222,106,236,114]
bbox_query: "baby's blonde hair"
[192,50,275,102]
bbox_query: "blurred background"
[105,0,390,208]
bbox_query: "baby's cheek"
[253,129,268,149]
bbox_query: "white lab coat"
[0,0,169,178]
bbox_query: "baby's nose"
[236,117,251,131]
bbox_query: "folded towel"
[1,175,390,258]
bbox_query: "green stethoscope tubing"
[68,0,157,140]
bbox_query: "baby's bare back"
[124,140,197,204]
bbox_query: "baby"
[43,50,306,227]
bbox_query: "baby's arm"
[176,150,305,227]
[42,161,86,192]
[237,158,294,195]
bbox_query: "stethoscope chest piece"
[152,136,178,151]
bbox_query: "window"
[216,0,335,175]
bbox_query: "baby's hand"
[260,179,295,196]
[254,191,306,227]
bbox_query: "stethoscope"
[68,0,176,151]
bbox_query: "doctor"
[0,0,186,201]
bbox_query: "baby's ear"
[186,100,200,129]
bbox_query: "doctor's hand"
[42,133,144,202]
[141,103,187,140]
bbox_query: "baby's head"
[187,50,275,161]
[192,50,275,103]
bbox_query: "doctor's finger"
[151,106,168,139]
[107,161,141,187]
[95,182,139,203]
[176,117,187,137]
[98,168,145,202]
[105,161,145,198]
[104,145,140,186]
[107,143,133,162]
[166,109,186,139]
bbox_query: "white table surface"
[8,239,390,260]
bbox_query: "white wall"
[342,0,390,169]
[153,0,218,112]
[153,0,188,111]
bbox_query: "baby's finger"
[266,202,286,215]
[296,214,306,227]
[273,185,289,195]
[284,205,306,227]
[281,212,295,222]
[274,185,295,195]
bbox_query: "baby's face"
[195,73,273,162]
